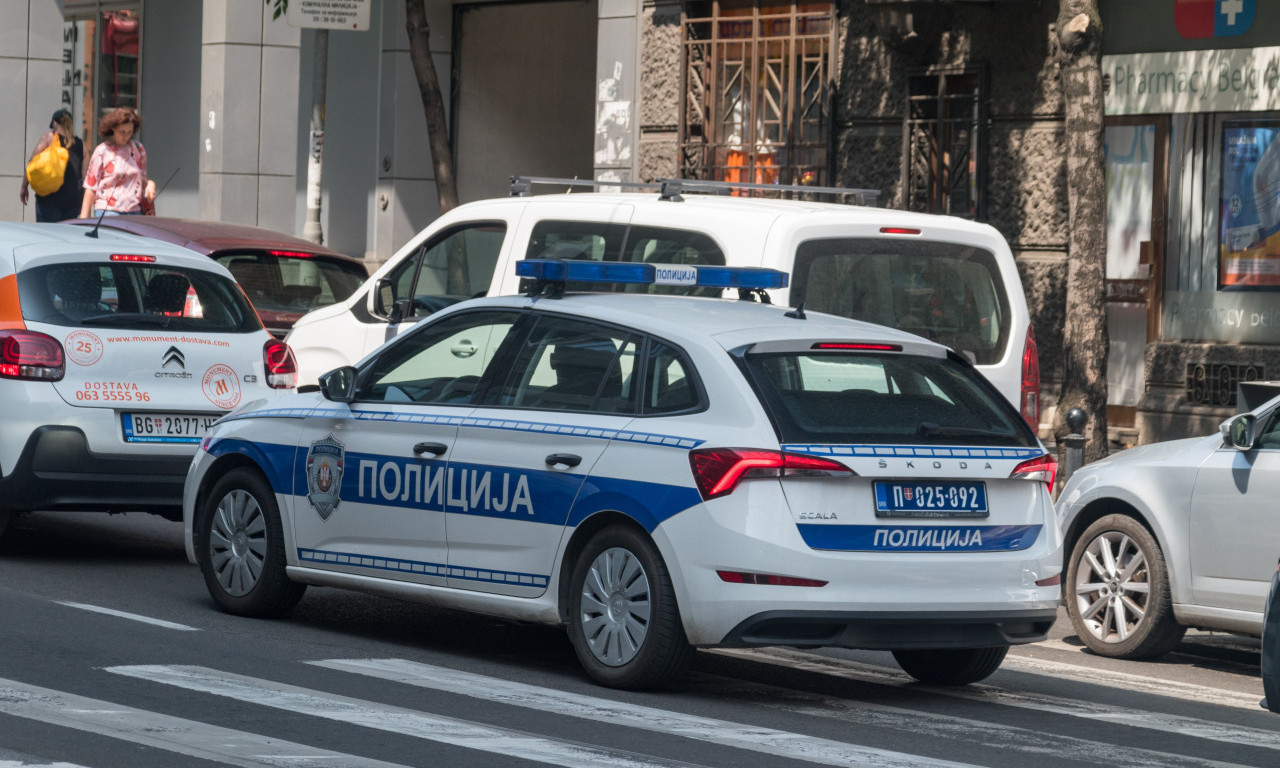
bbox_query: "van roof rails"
[509,176,658,196]
[509,175,880,207]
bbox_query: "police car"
[184,260,1061,689]
[0,222,297,539]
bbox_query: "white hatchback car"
[0,222,297,538]
[286,179,1041,428]
[1058,399,1280,659]
[186,260,1060,690]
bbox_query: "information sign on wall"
[286,0,370,31]
[1220,122,1280,287]
[1103,46,1280,115]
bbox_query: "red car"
[70,217,368,337]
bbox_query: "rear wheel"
[1066,513,1184,659]
[892,646,1009,685]
[566,526,693,689]
[195,467,305,617]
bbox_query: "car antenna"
[84,208,107,238]
[785,302,806,319]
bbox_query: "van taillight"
[263,339,297,389]
[1021,325,1040,430]
[0,330,65,381]
[688,448,853,500]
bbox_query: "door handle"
[413,441,448,457]
[545,452,582,468]
[451,340,478,358]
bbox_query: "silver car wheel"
[1073,530,1151,644]
[579,546,652,667]
[209,488,268,598]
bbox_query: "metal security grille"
[906,69,986,219]
[680,0,836,189]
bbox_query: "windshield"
[790,239,1010,365]
[19,261,261,333]
[741,350,1037,446]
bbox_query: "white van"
[286,179,1040,427]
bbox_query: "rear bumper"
[0,426,191,516]
[719,608,1057,649]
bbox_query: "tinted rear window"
[19,262,261,333]
[217,253,366,312]
[790,239,1010,365]
[741,350,1036,446]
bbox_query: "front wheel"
[892,646,1009,685]
[1066,513,1184,659]
[195,467,305,618]
[566,526,693,689]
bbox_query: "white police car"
[0,222,297,539]
[184,260,1061,689]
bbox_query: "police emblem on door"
[306,435,345,520]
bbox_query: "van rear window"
[790,239,1010,366]
[740,350,1036,446]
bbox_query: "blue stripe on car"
[297,548,549,588]
[782,444,1043,460]
[797,524,1042,552]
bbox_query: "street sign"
[286,0,371,31]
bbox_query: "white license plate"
[122,413,219,443]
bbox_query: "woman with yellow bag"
[20,109,86,222]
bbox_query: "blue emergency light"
[516,259,788,291]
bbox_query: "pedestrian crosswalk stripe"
[54,602,199,631]
[712,648,1280,751]
[311,658,984,768]
[106,665,707,768]
[0,678,408,768]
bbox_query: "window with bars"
[680,0,836,189]
[906,69,987,219]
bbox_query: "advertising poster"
[1221,123,1280,286]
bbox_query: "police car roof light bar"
[516,259,788,297]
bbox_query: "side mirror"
[1225,413,1257,451]
[390,298,413,325]
[318,366,358,403]
[372,278,396,320]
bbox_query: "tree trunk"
[1054,0,1109,463]
[405,0,459,214]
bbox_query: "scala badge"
[306,435,345,520]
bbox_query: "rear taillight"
[1010,453,1057,489]
[1021,325,1040,430]
[0,330,65,381]
[263,338,298,389]
[688,448,853,500]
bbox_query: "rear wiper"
[79,313,173,328]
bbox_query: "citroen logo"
[162,346,186,370]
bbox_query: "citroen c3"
[0,222,297,540]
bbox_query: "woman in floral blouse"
[80,106,156,217]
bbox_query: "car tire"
[1066,513,1184,659]
[892,646,1009,685]
[196,467,305,618]
[566,525,694,690]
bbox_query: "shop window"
[61,2,143,144]
[680,0,836,189]
[906,69,986,219]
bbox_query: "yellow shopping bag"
[26,137,69,196]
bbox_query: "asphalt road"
[0,510,1276,768]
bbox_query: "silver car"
[1056,398,1280,659]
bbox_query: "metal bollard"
[1057,407,1088,495]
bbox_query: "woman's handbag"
[25,135,69,197]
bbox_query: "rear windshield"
[18,262,261,333]
[216,252,366,313]
[790,239,1010,365]
[741,350,1036,446]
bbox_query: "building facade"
[7,0,1278,443]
